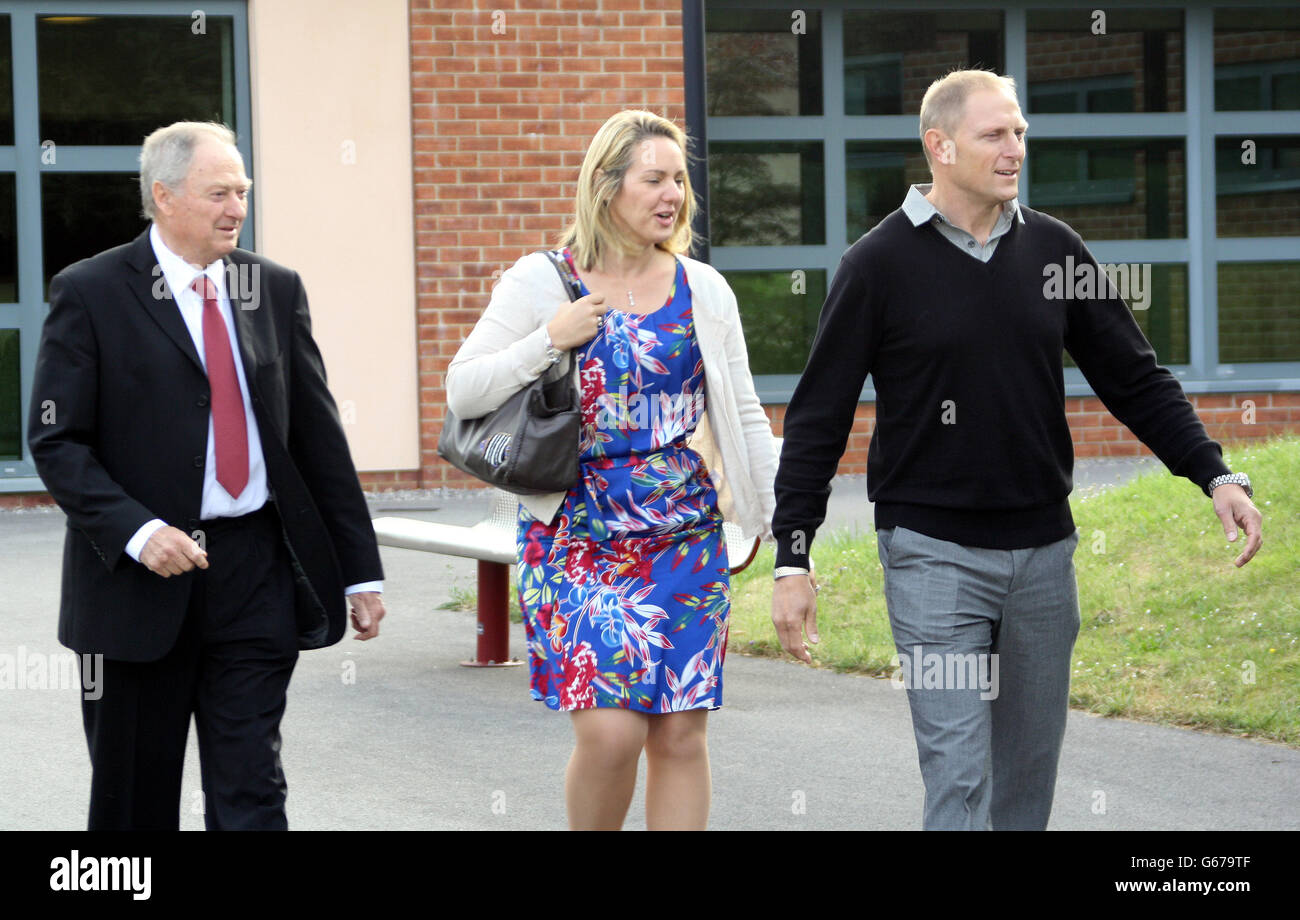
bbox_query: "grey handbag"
[436,250,584,495]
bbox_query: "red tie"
[193,276,249,498]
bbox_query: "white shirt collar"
[149,223,227,302]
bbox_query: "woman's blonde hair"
[559,110,696,271]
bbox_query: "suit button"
[197,394,209,407]
[193,456,204,468]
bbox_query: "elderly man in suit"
[28,121,385,830]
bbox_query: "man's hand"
[349,591,386,640]
[771,574,819,664]
[140,526,208,577]
[1212,483,1263,567]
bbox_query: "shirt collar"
[149,223,227,302]
[901,183,1024,228]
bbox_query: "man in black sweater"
[770,70,1262,830]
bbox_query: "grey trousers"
[876,526,1081,830]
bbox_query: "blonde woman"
[446,110,776,830]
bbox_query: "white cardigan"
[445,250,778,541]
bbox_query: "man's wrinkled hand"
[349,591,386,640]
[140,525,208,577]
[1212,483,1263,568]
[771,575,819,664]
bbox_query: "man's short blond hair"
[919,70,1019,167]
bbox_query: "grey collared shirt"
[901,183,1025,262]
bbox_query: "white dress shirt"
[127,226,381,596]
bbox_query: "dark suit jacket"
[28,229,383,662]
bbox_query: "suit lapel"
[225,255,258,382]
[124,230,205,375]
[225,252,274,423]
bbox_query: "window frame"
[0,1,252,490]
[703,0,1300,405]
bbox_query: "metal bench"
[371,488,761,667]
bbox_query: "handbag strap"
[544,249,582,302]
[541,250,588,378]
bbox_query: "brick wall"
[410,0,686,490]
[763,393,1300,475]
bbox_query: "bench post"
[461,560,521,668]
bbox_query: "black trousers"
[81,504,299,830]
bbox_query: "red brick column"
[410,0,686,488]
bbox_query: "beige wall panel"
[249,0,418,471]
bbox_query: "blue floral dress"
[516,249,730,713]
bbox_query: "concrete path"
[3,457,1296,830]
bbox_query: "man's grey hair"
[139,121,240,219]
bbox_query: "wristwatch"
[1206,472,1252,500]
[774,560,815,580]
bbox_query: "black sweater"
[773,205,1230,567]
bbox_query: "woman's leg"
[566,709,649,830]
[643,709,711,831]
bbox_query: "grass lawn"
[726,437,1299,747]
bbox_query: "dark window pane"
[38,15,235,145]
[708,142,824,246]
[0,17,13,145]
[1028,139,1186,240]
[1215,8,1300,111]
[42,174,148,296]
[0,329,18,460]
[1028,8,1184,113]
[844,11,1003,116]
[1064,265,1189,367]
[1218,262,1300,362]
[706,10,822,116]
[723,269,827,375]
[846,142,930,241]
[1216,135,1300,237]
[0,174,15,301]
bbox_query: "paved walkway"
[3,458,1297,830]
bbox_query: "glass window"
[0,17,13,145]
[707,141,825,246]
[706,10,822,116]
[1218,262,1300,363]
[846,142,931,241]
[1214,8,1300,111]
[723,269,827,375]
[38,15,235,145]
[1064,264,1190,368]
[0,175,16,302]
[1216,135,1300,237]
[0,329,18,461]
[1028,139,1186,239]
[844,11,1003,116]
[41,174,149,296]
[1027,8,1183,113]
